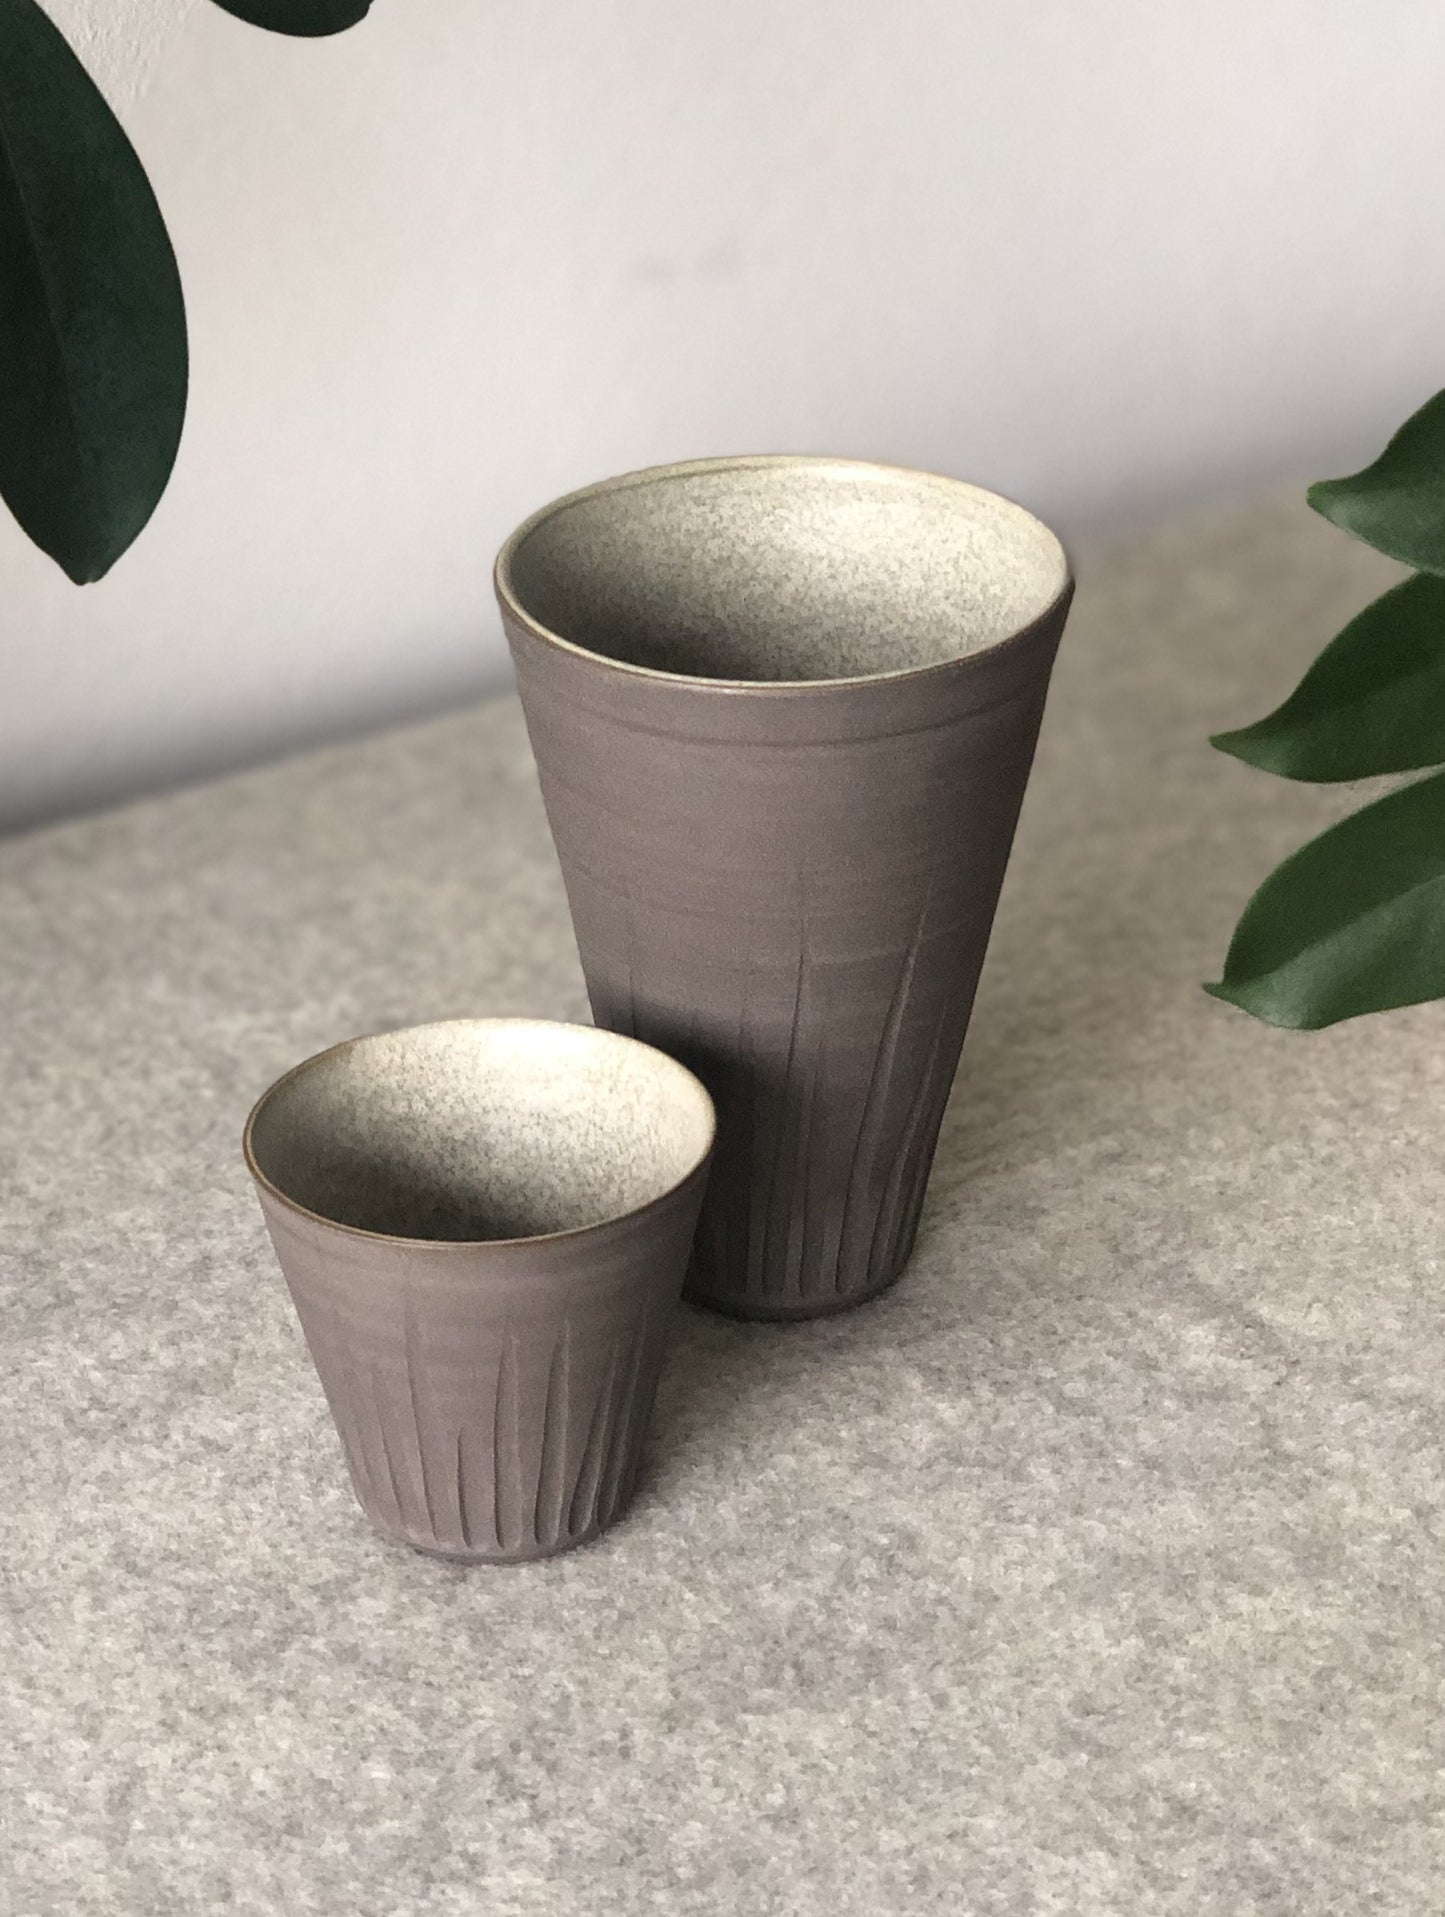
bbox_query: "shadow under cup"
[496,456,1074,1320]
[244,1019,714,1563]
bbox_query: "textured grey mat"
[4,493,1442,1915]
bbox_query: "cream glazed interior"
[499,455,1071,684]
[246,1019,716,1243]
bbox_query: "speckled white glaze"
[245,1018,716,1243]
[499,455,1069,684]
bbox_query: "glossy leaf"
[1211,573,1445,782]
[1207,767,1445,1027]
[207,0,372,33]
[1309,387,1445,573]
[0,0,187,583]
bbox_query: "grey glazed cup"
[496,456,1073,1321]
[243,1018,715,1562]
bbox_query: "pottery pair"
[246,456,1074,1563]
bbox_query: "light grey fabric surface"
[4,493,1441,1915]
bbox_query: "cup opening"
[245,1020,715,1244]
[499,457,1069,685]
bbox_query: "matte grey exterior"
[498,459,1073,1319]
[251,1187,707,1559]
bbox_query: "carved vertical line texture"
[867,992,953,1289]
[402,1299,438,1542]
[454,1429,474,1554]
[833,883,933,1299]
[784,1023,820,1305]
[671,871,964,1312]
[363,1364,405,1533]
[756,930,806,1302]
[598,1304,652,1528]
[568,1335,619,1540]
[312,1304,380,1517]
[316,1305,666,1560]
[492,1332,518,1554]
[532,1321,571,1551]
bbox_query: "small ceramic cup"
[243,1018,715,1563]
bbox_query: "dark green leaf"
[1206,767,1445,1027]
[0,0,187,583]
[1211,573,1445,781]
[1309,387,1445,573]
[207,0,372,34]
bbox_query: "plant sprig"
[0,0,370,586]
[1210,388,1445,1027]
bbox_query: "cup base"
[367,1514,616,1566]
[683,1266,904,1323]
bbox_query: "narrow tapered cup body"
[497,458,1072,1319]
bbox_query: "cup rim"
[493,453,1074,695]
[242,1015,717,1252]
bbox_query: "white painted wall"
[7,0,1445,831]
